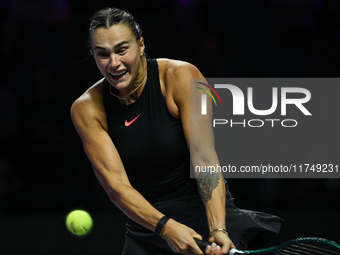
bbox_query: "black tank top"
[102,59,198,204]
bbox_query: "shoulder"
[157,58,204,107]
[71,78,105,116]
[71,78,108,133]
[157,58,202,83]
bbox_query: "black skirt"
[122,183,283,254]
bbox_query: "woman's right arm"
[70,86,164,231]
[70,84,204,255]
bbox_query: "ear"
[139,37,145,56]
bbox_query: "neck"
[110,57,147,105]
[127,57,147,100]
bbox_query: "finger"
[215,245,222,255]
[191,234,204,254]
[221,246,229,254]
[221,243,234,254]
[192,241,205,255]
[209,242,222,255]
[185,237,204,255]
[191,232,203,241]
[221,247,231,254]
[205,243,215,255]
[205,245,211,254]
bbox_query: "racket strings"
[278,242,340,255]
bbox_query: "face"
[91,23,145,92]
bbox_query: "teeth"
[110,70,126,76]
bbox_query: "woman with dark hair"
[71,7,282,255]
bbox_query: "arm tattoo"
[196,170,220,202]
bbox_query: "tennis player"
[71,7,283,255]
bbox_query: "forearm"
[192,148,227,231]
[79,132,165,233]
[95,170,164,232]
[197,171,226,231]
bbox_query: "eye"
[96,51,109,58]
[117,48,127,55]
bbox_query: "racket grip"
[194,238,212,251]
[194,238,240,254]
[228,248,238,255]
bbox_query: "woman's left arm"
[166,60,236,254]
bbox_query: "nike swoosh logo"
[125,114,141,126]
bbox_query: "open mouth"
[109,70,128,80]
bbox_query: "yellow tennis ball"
[66,210,93,236]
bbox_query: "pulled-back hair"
[88,7,143,55]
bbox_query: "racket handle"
[228,248,239,255]
[194,238,212,251]
[194,239,241,254]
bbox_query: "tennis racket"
[195,237,340,254]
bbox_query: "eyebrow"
[94,41,130,51]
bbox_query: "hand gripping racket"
[195,237,340,254]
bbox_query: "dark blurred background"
[0,0,340,254]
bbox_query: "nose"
[109,54,120,69]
